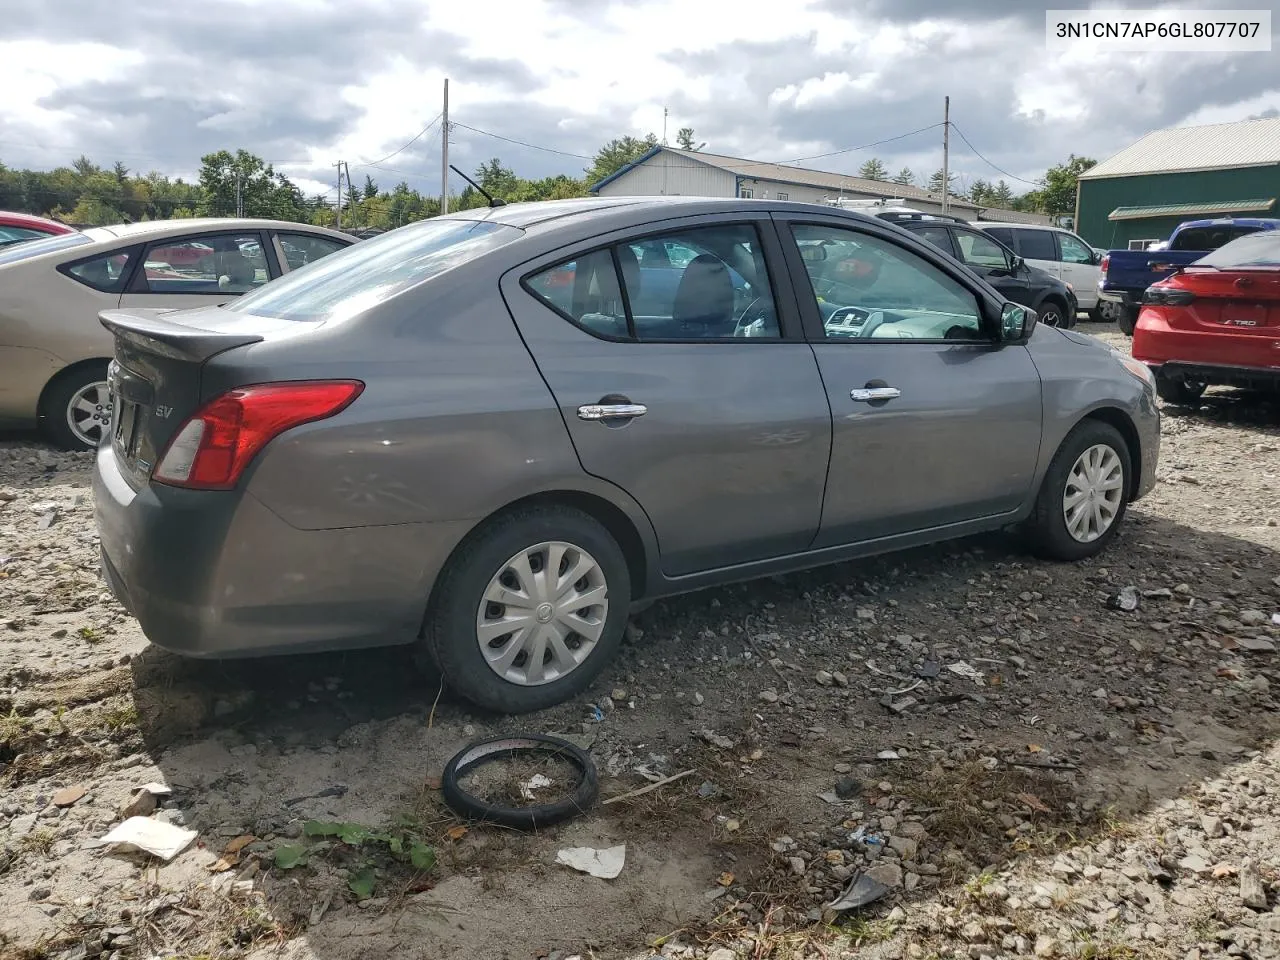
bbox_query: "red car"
[0,211,76,247]
[1132,231,1280,404]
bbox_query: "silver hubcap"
[476,541,609,686]
[67,380,112,446]
[1063,444,1124,543]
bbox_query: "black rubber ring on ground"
[440,733,599,830]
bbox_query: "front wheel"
[40,363,112,451]
[1024,420,1131,561]
[423,505,631,713]
[1036,299,1068,328]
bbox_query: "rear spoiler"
[100,308,264,363]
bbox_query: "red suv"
[1132,231,1280,404]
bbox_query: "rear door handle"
[578,403,648,421]
[850,387,901,402]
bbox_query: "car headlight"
[1112,348,1155,388]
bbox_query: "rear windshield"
[229,218,523,322]
[1169,225,1261,251]
[0,231,91,266]
[1194,231,1280,269]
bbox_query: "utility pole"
[441,78,450,215]
[234,171,242,217]
[941,96,950,215]
[663,106,668,145]
[334,161,344,229]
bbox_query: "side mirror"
[1010,255,1025,272]
[1000,302,1035,341]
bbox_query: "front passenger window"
[955,230,1011,269]
[791,224,984,341]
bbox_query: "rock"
[788,856,807,876]
[1108,586,1139,611]
[29,887,52,901]
[692,693,704,706]
[1202,816,1225,839]
[865,862,903,888]
[889,836,918,861]
[1238,610,1268,626]
[1240,868,1268,910]
[834,776,859,800]
[1235,636,1276,653]
[119,790,157,820]
[832,672,849,687]
[815,670,834,686]
[52,785,86,808]
[1033,936,1060,958]
[9,814,37,837]
[758,689,779,703]
[707,950,737,960]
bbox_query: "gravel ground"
[1,322,1279,960]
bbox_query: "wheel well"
[1038,295,1066,317]
[1082,407,1142,499]
[37,358,111,417]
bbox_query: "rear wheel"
[1115,307,1137,336]
[423,505,631,713]
[40,363,111,451]
[1024,419,1131,561]
[1155,374,1206,405]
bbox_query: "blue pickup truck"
[1098,217,1280,334]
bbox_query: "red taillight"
[153,380,364,490]
[1100,254,1109,277]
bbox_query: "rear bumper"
[1098,288,1142,308]
[1133,308,1280,386]
[93,445,470,658]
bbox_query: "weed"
[272,817,438,899]
[841,916,897,945]
[19,829,56,857]
[76,626,102,644]
[97,703,139,733]
[0,707,33,742]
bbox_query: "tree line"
[0,128,1094,229]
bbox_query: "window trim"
[56,243,144,294]
[518,216,802,344]
[127,230,278,295]
[772,212,1004,346]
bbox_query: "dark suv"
[877,212,1078,328]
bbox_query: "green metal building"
[1075,117,1280,249]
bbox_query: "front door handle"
[850,386,901,403]
[578,403,648,421]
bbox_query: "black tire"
[39,362,111,451]
[1115,307,1137,336]
[1024,419,1132,562]
[423,505,631,714]
[1036,299,1068,328]
[1155,375,1206,405]
[1087,305,1106,323]
[441,734,599,829]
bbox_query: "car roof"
[0,210,76,232]
[437,195,887,233]
[89,218,352,243]
[971,222,1065,231]
[1174,217,1280,229]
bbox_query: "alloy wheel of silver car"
[476,540,609,686]
[1062,443,1124,543]
[65,380,112,447]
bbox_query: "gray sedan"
[93,197,1160,714]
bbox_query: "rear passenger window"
[525,223,781,342]
[61,249,137,293]
[1014,229,1058,261]
[913,226,954,255]
[983,227,1014,248]
[139,233,269,294]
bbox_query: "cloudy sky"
[1,0,1277,200]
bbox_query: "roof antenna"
[449,164,505,207]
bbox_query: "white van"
[973,223,1105,319]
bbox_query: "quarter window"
[1058,233,1094,263]
[61,248,137,293]
[791,224,984,341]
[1013,229,1058,261]
[982,227,1014,248]
[525,223,782,341]
[138,233,270,294]
[913,226,955,255]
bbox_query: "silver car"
[93,197,1160,714]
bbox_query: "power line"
[356,113,444,168]
[451,122,596,160]
[948,124,1044,187]
[774,123,946,164]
